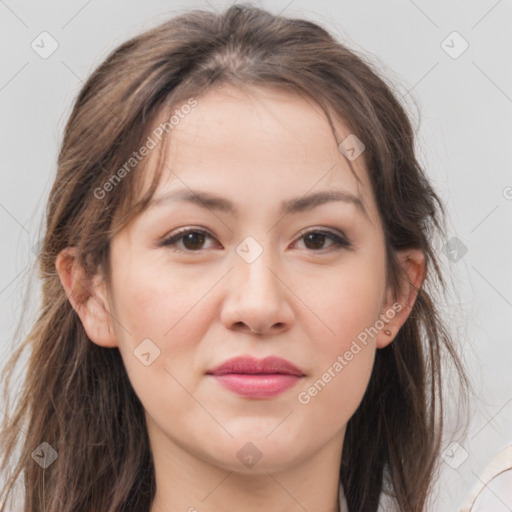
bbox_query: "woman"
[0,4,469,511]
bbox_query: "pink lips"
[206,356,305,399]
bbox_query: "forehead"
[166,84,356,170]
[139,84,378,222]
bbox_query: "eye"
[160,227,351,253]
[160,228,219,252]
[293,229,351,252]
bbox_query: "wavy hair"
[0,4,469,511]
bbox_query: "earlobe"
[55,247,118,348]
[376,248,426,349]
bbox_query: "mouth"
[206,355,305,399]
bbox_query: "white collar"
[339,483,348,512]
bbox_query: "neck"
[147,419,346,512]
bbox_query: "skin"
[56,84,425,512]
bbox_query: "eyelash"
[159,227,351,253]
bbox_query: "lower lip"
[210,374,302,398]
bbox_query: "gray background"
[1,1,511,510]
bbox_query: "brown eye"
[303,232,328,250]
[160,227,350,253]
[297,230,351,251]
[181,231,206,250]
[161,228,217,252]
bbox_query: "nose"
[220,242,294,337]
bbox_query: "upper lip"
[207,356,305,377]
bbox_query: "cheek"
[110,255,210,342]
[299,350,375,454]
[296,282,380,437]
[289,258,384,420]
[109,266,213,431]
[107,255,213,385]
[313,258,386,349]
[298,259,384,408]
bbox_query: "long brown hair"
[0,4,469,511]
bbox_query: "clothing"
[460,443,512,511]
[339,484,349,512]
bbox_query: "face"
[65,84,409,475]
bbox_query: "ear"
[376,248,426,349]
[55,247,118,348]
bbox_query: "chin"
[198,431,309,474]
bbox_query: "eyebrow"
[148,189,369,219]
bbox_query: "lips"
[207,356,305,377]
[206,356,305,399]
